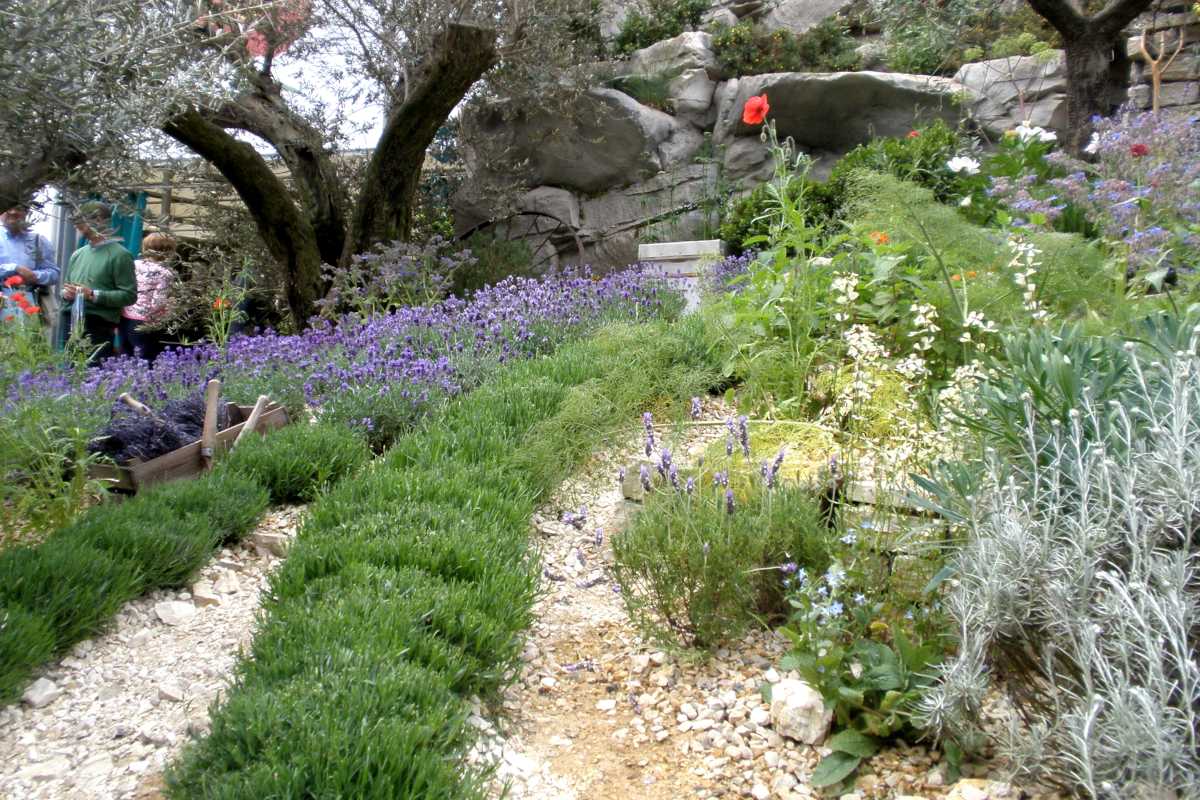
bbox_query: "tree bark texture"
[344,23,498,260]
[163,108,325,327]
[1026,0,1157,153]
[0,142,86,212]
[210,74,350,267]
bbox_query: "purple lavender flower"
[725,488,735,515]
[618,467,626,485]
[643,411,655,456]
[640,464,652,491]
[769,447,786,488]
[690,396,702,419]
[685,476,695,494]
[780,561,798,575]
[668,463,679,489]
[725,418,735,456]
[595,529,604,547]
[738,415,750,458]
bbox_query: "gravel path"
[470,406,1054,800]
[0,506,303,800]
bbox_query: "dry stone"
[768,679,832,745]
[760,0,855,36]
[153,601,196,627]
[622,31,719,80]
[953,52,1068,137]
[21,677,61,709]
[713,71,970,152]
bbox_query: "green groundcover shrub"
[614,0,707,54]
[712,18,859,77]
[0,456,275,703]
[165,320,720,799]
[220,422,371,503]
[614,483,832,648]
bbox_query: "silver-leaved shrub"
[920,317,1200,797]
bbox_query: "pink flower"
[1129,143,1150,158]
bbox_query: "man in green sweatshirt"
[60,201,137,362]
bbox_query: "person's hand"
[15,266,36,283]
[62,283,76,301]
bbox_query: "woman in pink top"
[120,232,177,363]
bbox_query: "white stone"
[21,678,61,709]
[158,679,186,703]
[769,679,832,745]
[20,755,71,781]
[749,706,770,727]
[213,571,240,594]
[191,581,221,607]
[251,532,290,557]
[946,779,1017,800]
[596,698,617,712]
[154,601,196,626]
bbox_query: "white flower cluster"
[1007,236,1049,322]
[937,361,987,415]
[946,155,980,175]
[1010,122,1057,144]
[836,324,888,417]
[909,302,940,353]
[958,310,998,344]
[830,272,860,322]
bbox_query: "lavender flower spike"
[639,464,652,491]
[738,415,750,458]
[690,396,702,420]
[725,487,736,515]
[685,476,695,495]
[725,418,735,456]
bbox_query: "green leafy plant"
[613,0,707,54]
[220,422,371,503]
[614,481,831,648]
[712,18,860,77]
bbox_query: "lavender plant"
[919,315,1200,796]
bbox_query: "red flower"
[907,130,921,139]
[3,275,22,287]
[9,291,27,304]
[213,297,229,310]
[742,94,770,125]
[23,304,39,315]
[869,231,890,246]
[1129,143,1150,158]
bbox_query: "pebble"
[153,600,196,627]
[21,677,61,709]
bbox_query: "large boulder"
[669,68,719,127]
[953,52,1068,138]
[713,71,971,151]
[622,31,720,79]
[466,88,702,196]
[760,0,856,36]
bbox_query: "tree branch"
[1025,0,1086,36]
[344,22,498,260]
[163,107,324,327]
[0,141,87,211]
[208,74,350,266]
[1093,0,1157,36]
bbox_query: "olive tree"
[161,0,599,326]
[0,0,263,210]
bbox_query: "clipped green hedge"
[165,321,719,798]
[0,423,365,705]
[220,422,371,504]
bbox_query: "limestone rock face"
[953,52,1068,137]
[713,71,970,150]
[669,68,719,127]
[623,31,720,80]
[768,679,832,745]
[760,0,856,36]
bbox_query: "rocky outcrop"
[954,53,1068,137]
[760,0,856,36]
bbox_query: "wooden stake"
[200,379,221,469]
[234,395,271,447]
[1140,29,1185,114]
[117,392,156,417]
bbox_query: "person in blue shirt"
[1,204,60,322]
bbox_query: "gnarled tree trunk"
[344,23,498,260]
[1026,0,1156,153]
[163,108,325,327]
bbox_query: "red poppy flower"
[869,231,890,246]
[9,291,26,304]
[907,130,921,139]
[3,275,22,287]
[2,315,12,323]
[213,297,229,310]
[1129,143,1150,157]
[23,304,39,315]
[742,94,770,126]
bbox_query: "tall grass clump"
[165,319,719,798]
[614,482,831,648]
[919,316,1200,796]
[220,423,370,503]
